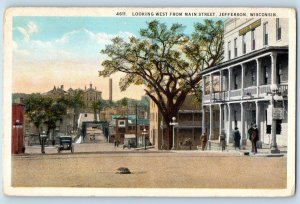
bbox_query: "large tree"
[100,19,224,149]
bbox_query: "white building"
[201,18,288,147]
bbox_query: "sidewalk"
[201,142,287,157]
[24,140,287,157]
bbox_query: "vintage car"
[57,135,74,153]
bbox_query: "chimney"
[85,85,86,90]
[95,86,97,90]
[61,85,64,90]
[90,82,92,89]
[109,78,112,101]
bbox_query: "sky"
[12,16,221,100]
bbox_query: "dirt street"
[12,151,287,188]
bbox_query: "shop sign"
[239,19,261,36]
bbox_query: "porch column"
[209,105,213,140]
[224,104,228,139]
[210,74,213,103]
[255,101,261,140]
[202,106,206,133]
[227,104,232,144]
[240,102,245,147]
[219,104,223,137]
[241,64,245,99]
[219,70,223,92]
[202,76,206,96]
[228,67,232,100]
[271,53,277,84]
[256,58,262,95]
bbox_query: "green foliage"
[64,90,85,109]
[100,19,224,125]
[23,93,80,133]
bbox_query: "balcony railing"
[279,84,288,96]
[178,121,202,127]
[243,86,257,97]
[230,89,242,98]
[202,84,287,104]
[259,85,271,95]
[203,95,210,103]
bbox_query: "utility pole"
[135,103,138,147]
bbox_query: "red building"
[12,103,25,154]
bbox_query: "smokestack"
[109,78,112,101]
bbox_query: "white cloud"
[27,21,38,34]
[16,21,38,41]
[14,28,135,63]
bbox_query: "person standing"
[233,127,241,150]
[220,131,226,152]
[251,124,259,154]
[247,123,254,143]
[200,132,207,151]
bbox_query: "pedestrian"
[117,140,120,147]
[188,139,192,150]
[200,132,207,151]
[251,124,259,154]
[247,123,254,144]
[220,131,226,151]
[114,140,117,147]
[233,127,241,150]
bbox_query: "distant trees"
[65,90,85,129]
[100,19,224,149]
[92,99,107,121]
[23,91,85,138]
[24,94,48,135]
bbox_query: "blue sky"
[12,16,223,99]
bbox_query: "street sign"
[273,108,284,120]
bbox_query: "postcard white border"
[2,7,296,197]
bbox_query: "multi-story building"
[149,95,202,150]
[82,83,102,109]
[201,18,288,147]
[46,83,102,110]
[109,115,149,146]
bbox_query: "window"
[84,113,87,117]
[242,34,246,54]
[276,18,282,40]
[228,41,231,60]
[118,120,126,127]
[278,63,283,84]
[251,70,255,86]
[263,22,268,46]
[251,110,256,124]
[264,66,269,84]
[234,38,237,57]
[266,110,271,134]
[234,74,238,89]
[251,29,255,50]
[234,111,237,128]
